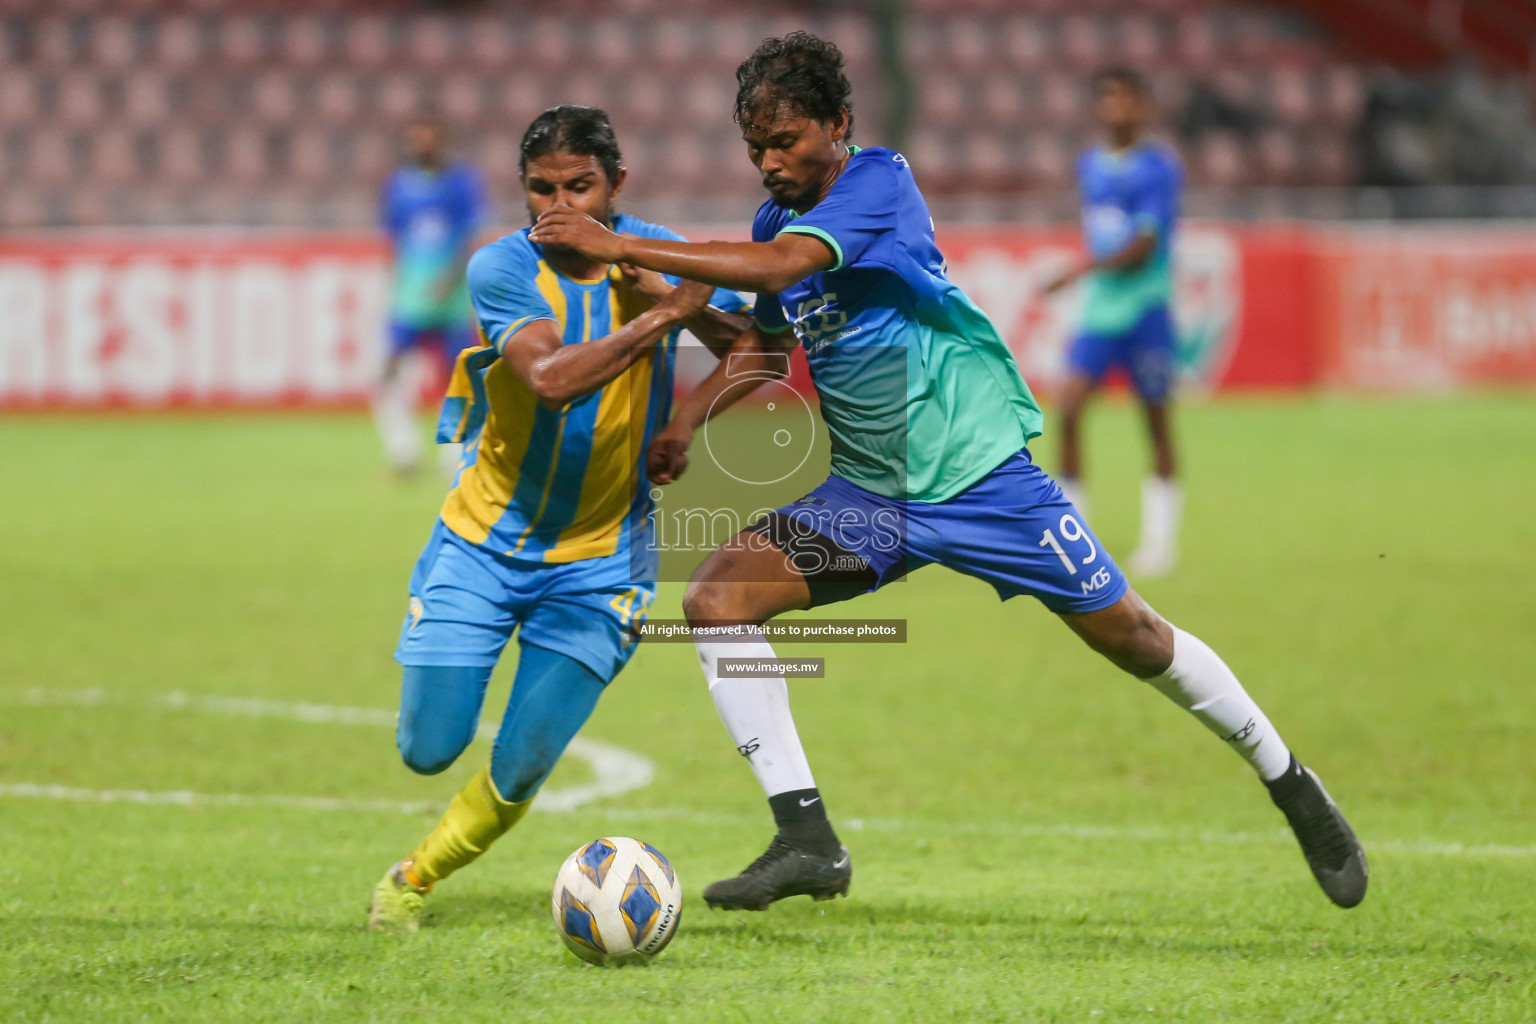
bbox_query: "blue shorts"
[388,321,476,366]
[1068,304,1176,402]
[765,449,1127,614]
[394,520,656,681]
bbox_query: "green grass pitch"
[1,395,1533,1022]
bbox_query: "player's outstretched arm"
[530,211,835,295]
[503,279,715,410]
[647,326,796,486]
[616,263,754,359]
[681,304,756,359]
[1042,234,1157,295]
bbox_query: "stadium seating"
[0,0,1508,227]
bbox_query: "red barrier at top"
[935,224,1313,393]
[1311,227,1536,389]
[2,225,1534,409]
[0,233,385,409]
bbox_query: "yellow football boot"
[366,859,430,932]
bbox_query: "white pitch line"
[5,690,1533,860]
[0,782,442,816]
[1,688,654,814]
[1,784,1533,861]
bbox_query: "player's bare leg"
[1055,372,1095,518]
[1127,400,1181,577]
[1059,590,1368,907]
[685,532,853,910]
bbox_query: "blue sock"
[396,665,492,775]
[490,644,608,802]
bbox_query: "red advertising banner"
[2,225,1533,410]
[1311,227,1536,389]
[938,224,1262,393]
[0,233,385,409]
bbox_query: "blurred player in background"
[367,106,752,931]
[1043,69,1185,577]
[534,34,1366,915]
[374,116,488,477]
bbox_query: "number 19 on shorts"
[1040,514,1114,594]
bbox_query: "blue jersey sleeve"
[466,236,557,353]
[1129,151,1181,239]
[777,150,900,272]
[752,293,791,333]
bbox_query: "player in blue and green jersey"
[1043,69,1185,577]
[374,116,489,476]
[531,35,1366,915]
[367,106,752,931]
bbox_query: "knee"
[398,735,462,776]
[1119,612,1174,679]
[682,572,737,626]
[396,665,487,776]
[1095,608,1174,679]
[397,720,473,776]
[1058,387,1091,425]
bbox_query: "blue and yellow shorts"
[394,519,655,682]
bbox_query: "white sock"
[1148,626,1292,781]
[437,441,464,480]
[1058,477,1088,520]
[1137,476,1182,556]
[372,366,423,472]
[694,626,817,798]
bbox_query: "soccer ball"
[551,837,682,966]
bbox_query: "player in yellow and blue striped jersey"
[368,106,753,931]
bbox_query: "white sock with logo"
[694,626,817,798]
[1148,627,1292,781]
[1058,477,1088,520]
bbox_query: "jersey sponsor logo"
[408,596,425,630]
[789,293,847,350]
[1079,566,1113,595]
[1084,204,1136,255]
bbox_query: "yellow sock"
[408,766,533,887]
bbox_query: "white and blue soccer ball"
[551,837,682,966]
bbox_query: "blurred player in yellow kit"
[368,106,751,930]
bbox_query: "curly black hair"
[519,105,623,184]
[734,31,854,135]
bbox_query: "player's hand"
[1040,269,1079,296]
[655,278,715,320]
[530,209,628,263]
[616,255,673,306]
[647,424,692,485]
